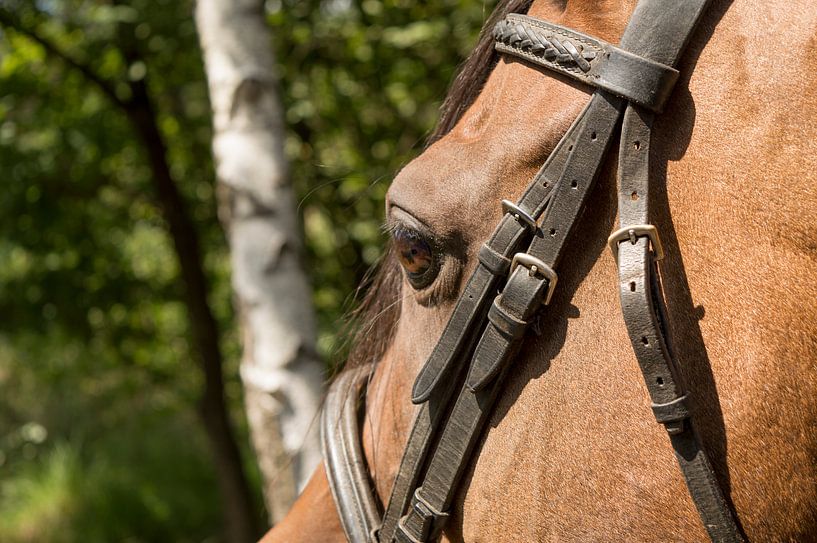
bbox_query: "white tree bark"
[195,0,324,523]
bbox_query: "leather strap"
[495,14,679,112]
[611,2,745,539]
[410,101,590,404]
[378,105,589,542]
[321,365,381,543]
[612,102,745,542]
[395,87,625,543]
[466,91,622,393]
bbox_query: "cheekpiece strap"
[494,13,679,112]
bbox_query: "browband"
[495,14,679,112]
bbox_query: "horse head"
[267,0,817,541]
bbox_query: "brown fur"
[265,0,817,540]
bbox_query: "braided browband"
[493,17,599,73]
[492,13,679,112]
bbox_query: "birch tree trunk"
[195,0,324,523]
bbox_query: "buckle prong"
[608,224,664,261]
[510,253,558,305]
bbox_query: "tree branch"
[0,7,130,111]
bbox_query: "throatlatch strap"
[612,103,745,542]
[608,1,745,539]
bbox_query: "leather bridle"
[322,1,746,542]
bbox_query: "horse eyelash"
[383,219,439,247]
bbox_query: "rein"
[322,1,746,541]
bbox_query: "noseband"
[323,1,746,541]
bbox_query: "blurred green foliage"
[269,0,494,355]
[0,0,491,541]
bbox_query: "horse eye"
[393,228,437,289]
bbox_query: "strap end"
[411,371,438,404]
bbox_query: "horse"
[263,0,817,540]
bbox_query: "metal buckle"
[510,253,558,305]
[501,199,537,232]
[607,224,664,261]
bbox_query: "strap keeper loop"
[488,295,529,340]
[478,243,512,277]
[651,394,690,435]
[397,488,448,542]
[395,520,424,543]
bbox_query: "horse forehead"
[386,143,504,242]
[387,61,587,241]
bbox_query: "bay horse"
[264,0,817,541]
